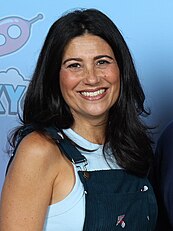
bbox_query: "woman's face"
[60,34,120,124]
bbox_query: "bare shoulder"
[17,131,60,157]
[0,132,63,230]
[8,131,62,180]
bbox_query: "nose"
[84,65,101,85]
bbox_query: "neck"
[71,119,106,144]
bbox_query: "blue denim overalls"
[7,126,158,230]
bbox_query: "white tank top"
[43,128,121,231]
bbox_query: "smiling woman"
[0,8,158,231]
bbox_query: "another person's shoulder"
[157,120,173,150]
[160,120,173,139]
[155,120,173,171]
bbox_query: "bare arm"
[0,132,60,231]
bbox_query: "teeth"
[81,89,105,97]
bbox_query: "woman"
[0,8,157,230]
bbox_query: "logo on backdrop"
[0,14,43,56]
[0,13,44,115]
[0,68,30,115]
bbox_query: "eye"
[67,63,81,69]
[96,59,111,66]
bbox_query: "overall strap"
[6,125,87,174]
[44,127,87,166]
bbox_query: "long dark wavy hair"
[10,8,153,176]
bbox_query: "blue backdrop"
[0,0,173,193]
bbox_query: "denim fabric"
[79,170,158,231]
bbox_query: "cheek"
[108,69,121,101]
[108,68,120,87]
[59,69,74,95]
[59,69,78,96]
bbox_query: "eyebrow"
[62,55,114,65]
[94,55,114,60]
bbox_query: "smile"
[80,89,106,97]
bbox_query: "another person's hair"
[10,8,153,176]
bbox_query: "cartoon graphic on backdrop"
[0,68,30,115]
[0,14,43,57]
